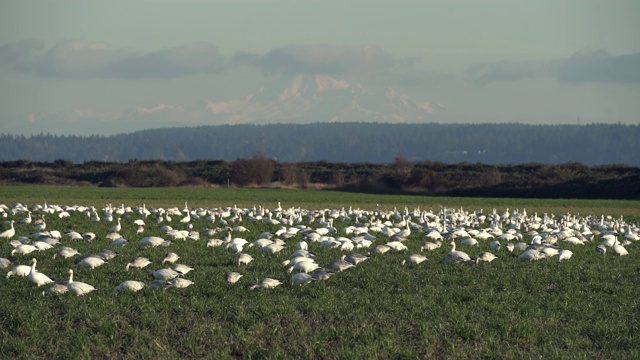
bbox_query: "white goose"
[385,241,408,251]
[345,253,369,265]
[290,272,314,285]
[311,268,335,281]
[76,255,106,270]
[288,260,320,274]
[326,255,355,271]
[139,236,170,248]
[28,258,54,287]
[150,268,181,281]
[126,257,152,271]
[519,249,544,261]
[250,277,282,290]
[7,264,31,279]
[171,264,194,275]
[162,252,180,264]
[224,271,243,284]
[558,249,574,261]
[237,253,254,266]
[169,278,194,289]
[441,241,472,263]
[52,247,81,260]
[113,280,146,294]
[401,254,428,266]
[0,220,16,239]
[44,281,70,295]
[11,243,38,257]
[612,239,629,256]
[420,241,441,251]
[67,269,96,296]
[109,218,122,233]
[475,252,498,263]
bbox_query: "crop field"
[1,185,639,359]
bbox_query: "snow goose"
[326,256,355,271]
[66,269,96,296]
[28,258,54,287]
[52,247,80,260]
[224,271,243,284]
[171,264,194,275]
[237,253,254,266]
[385,241,408,251]
[44,281,69,295]
[139,236,170,248]
[169,278,194,289]
[0,220,16,239]
[290,273,314,285]
[109,218,122,233]
[97,249,118,261]
[441,241,472,263]
[111,237,128,247]
[283,256,315,267]
[401,254,428,266]
[475,252,498,263]
[11,244,38,257]
[519,249,544,261]
[460,238,479,247]
[227,238,248,253]
[76,255,106,270]
[612,239,629,256]
[558,249,573,261]
[248,238,273,249]
[162,252,180,264]
[113,280,146,294]
[288,261,320,274]
[345,253,369,265]
[504,243,515,253]
[249,277,282,290]
[151,280,170,289]
[369,244,391,255]
[150,268,181,281]
[7,264,32,278]
[260,243,286,254]
[311,268,335,281]
[82,232,96,241]
[126,257,152,271]
[207,238,225,248]
[421,241,441,251]
[33,241,53,251]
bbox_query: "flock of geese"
[0,202,637,296]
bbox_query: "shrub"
[231,153,276,186]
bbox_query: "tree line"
[1,156,638,200]
[1,122,639,165]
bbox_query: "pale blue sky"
[1,0,638,135]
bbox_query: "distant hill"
[1,122,639,165]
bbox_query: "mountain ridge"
[12,75,442,135]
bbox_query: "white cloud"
[0,39,226,79]
[558,48,640,84]
[464,49,640,85]
[232,44,397,75]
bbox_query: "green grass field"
[1,186,639,359]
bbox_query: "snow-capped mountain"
[14,75,444,136]
[202,74,443,124]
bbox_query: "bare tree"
[230,152,276,186]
